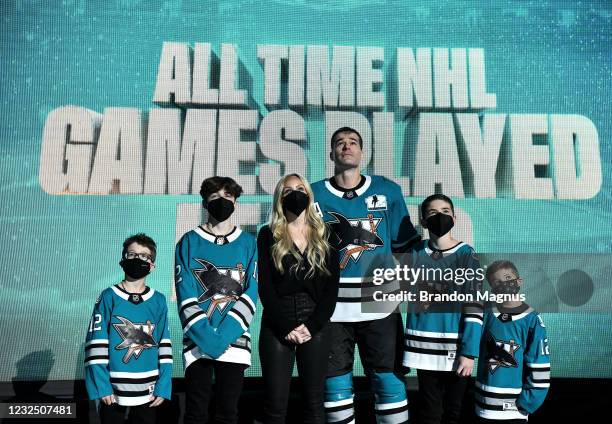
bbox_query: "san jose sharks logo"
[485,332,521,374]
[328,211,384,269]
[113,316,157,363]
[192,259,245,316]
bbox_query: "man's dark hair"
[420,194,455,218]
[330,127,363,150]
[199,176,243,203]
[485,260,520,282]
[122,233,157,262]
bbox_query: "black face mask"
[282,190,310,217]
[120,258,152,279]
[425,213,454,237]
[206,197,235,222]
[491,279,521,295]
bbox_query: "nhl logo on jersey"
[130,294,142,304]
[112,316,157,363]
[215,236,227,245]
[365,194,387,211]
[430,250,443,261]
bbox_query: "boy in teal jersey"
[85,233,172,424]
[475,260,550,423]
[403,194,483,424]
[175,176,258,424]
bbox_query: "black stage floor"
[0,377,607,423]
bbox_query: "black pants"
[478,419,527,424]
[259,322,332,424]
[99,402,156,424]
[417,369,469,424]
[184,358,247,424]
[327,312,406,376]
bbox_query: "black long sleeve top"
[257,224,340,338]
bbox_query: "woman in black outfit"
[257,173,340,424]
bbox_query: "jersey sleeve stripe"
[179,297,199,308]
[158,347,173,356]
[183,311,207,332]
[85,347,109,357]
[85,359,109,366]
[85,339,109,346]
[180,303,201,320]
[84,355,109,362]
[526,363,551,369]
[228,310,249,331]
[232,299,255,324]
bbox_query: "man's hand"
[456,355,474,377]
[149,396,164,407]
[100,395,115,405]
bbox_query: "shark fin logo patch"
[192,259,245,316]
[328,211,384,269]
[485,332,521,374]
[113,316,157,363]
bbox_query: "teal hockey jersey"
[84,285,172,406]
[175,226,258,369]
[311,175,419,322]
[403,240,484,371]
[475,305,551,420]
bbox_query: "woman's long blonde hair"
[269,174,331,278]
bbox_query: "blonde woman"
[257,173,340,424]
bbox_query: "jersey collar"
[324,175,371,198]
[111,285,155,302]
[424,241,465,258]
[195,225,242,245]
[492,304,533,321]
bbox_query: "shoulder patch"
[365,194,387,210]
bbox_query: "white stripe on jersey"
[110,370,159,378]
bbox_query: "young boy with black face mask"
[403,194,484,424]
[175,176,258,424]
[475,261,550,423]
[84,233,172,424]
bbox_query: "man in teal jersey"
[311,127,420,424]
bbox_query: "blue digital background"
[0,0,611,381]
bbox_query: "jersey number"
[88,314,102,332]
